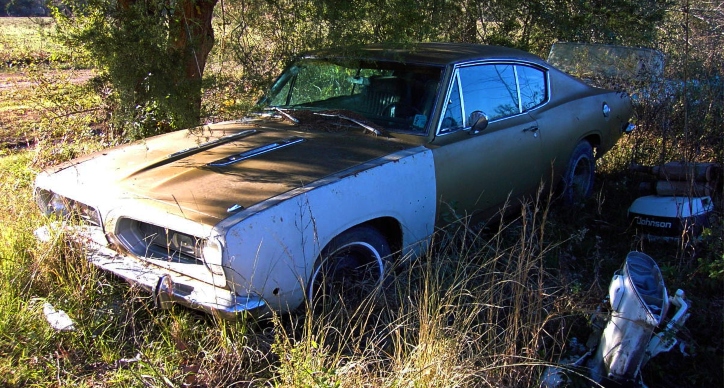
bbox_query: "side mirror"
[469,110,489,134]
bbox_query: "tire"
[562,141,595,205]
[307,226,391,308]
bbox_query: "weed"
[0,144,722,386]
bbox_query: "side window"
[517,66,547,111]
[437,63,547,134]
[459,64,519,122]
[441,76,463,131]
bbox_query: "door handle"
[523,126,539,133]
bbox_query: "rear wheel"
[307,226,390,309]
[562,141,595,205]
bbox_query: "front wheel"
[562,141,595,205]
[307,226,391,309]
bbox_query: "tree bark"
[169,0,218,125]
[169,0,218,82]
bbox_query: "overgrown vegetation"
[0,0,722,386]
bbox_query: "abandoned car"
[34,43,633,318]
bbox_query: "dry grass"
[261,189,584,388]
[0,153,586,387]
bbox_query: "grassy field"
[0,17,99,153]
[0,16,722,388]
[0,17,65,66]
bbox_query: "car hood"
[39,120,416,226]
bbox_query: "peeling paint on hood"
[38,120,416,226]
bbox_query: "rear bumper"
[35,225,267,320]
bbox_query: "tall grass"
[267,189,582,387]
[0,149,588,386]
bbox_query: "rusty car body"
[34,43,633,318]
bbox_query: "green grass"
[0,17,65,66]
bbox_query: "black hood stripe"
[127,130,259,178]
[207,136,306,167]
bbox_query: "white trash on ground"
[43,302,76,332]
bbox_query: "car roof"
[302,43,546,67]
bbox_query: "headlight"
[169,231,199,258]
[49,193,70,217]
[35,189,101,226]
[35,188,55,216]
[202,238,225,277]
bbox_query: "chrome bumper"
[35,225,267,320]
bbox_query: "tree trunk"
[169,0,217,82]
[169,0,218,126]
[117,0,218,128]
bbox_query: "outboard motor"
[541,252,690,388]
[589,252,668,384]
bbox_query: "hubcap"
[309,242,384,307]
[571,156,592,199]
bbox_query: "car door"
[431,62,547,222]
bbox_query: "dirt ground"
[0,68,94,148]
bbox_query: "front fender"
[217,147,437,312]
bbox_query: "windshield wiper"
[269,107,299,124]
[313,112,382,136]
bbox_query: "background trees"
[219,0,672,90]
[53,0,217,138]
[50,0,692,139]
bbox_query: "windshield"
[260,58,443,134]
[547,43,664,87]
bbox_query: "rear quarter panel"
[531,68,630,179]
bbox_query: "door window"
[459,64,519,121]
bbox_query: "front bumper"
[35,225,267,320]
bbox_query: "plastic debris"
[118,353,142,367]
[34,225,53,243]
[43,302,76,331]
